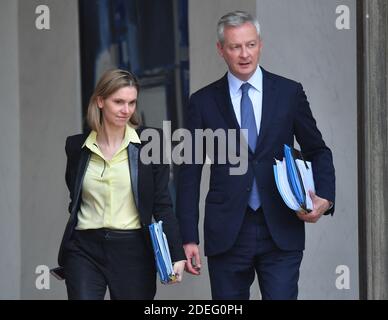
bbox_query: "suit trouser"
[207,207,303,300]
[64,228,156,300]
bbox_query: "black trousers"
[64,228,156,300]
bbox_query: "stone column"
[361,0,388,300]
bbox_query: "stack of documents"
[149,221,176,284]
[273,145,315,212]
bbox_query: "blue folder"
[273,145,314,212]
[148,221,176,284]
[284,145,307,209]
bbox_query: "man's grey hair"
[217,11,261,45]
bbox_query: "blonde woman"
[57,69,186,299]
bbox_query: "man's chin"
[236,70,254,81]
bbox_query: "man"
[176,11,335,300]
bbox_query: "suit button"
[253,160,258,165]
[247,187,251,192]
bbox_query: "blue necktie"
[240,83,261,210]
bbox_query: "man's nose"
[240,46,249,58]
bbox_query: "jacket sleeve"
[293,83,336,215]
[175,92,206,244]
[151,130,186,262]
[65,137,73,214]
[65,135,82,215]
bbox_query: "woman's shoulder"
[65,132,90,152]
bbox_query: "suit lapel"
[127,142,140,210]
[71,147,90,215]
[215,71,279,156]
[255,67,277,153]
[215,74,241,131]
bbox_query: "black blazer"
[57,127,186,266]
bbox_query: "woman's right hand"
[172,260,186,283]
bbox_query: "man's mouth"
[239,62,251,67]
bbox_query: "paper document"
[273,145,315,212]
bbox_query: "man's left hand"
[296,191,330,223]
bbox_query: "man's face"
[217,22,262,81]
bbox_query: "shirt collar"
[227,65,263,97]
[123,124,141,145]
[82,124,141,156]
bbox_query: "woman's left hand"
[172,260,186,283]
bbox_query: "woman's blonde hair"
[87,69,141,132]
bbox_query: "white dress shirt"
[227,66,263,136]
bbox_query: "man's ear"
[216,41,224,58]
[259,37,263,51]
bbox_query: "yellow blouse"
[76,125,142,230]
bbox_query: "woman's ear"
[97,96,103,109]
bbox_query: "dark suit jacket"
[57,127,186,267]
[176,67,335,256]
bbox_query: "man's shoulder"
[262,68,301,90]
[190,75,227,99]
[191,68,302,96]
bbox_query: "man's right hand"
[183,243,202,275]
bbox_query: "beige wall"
[18,0,81,299]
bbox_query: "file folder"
[148,221,176,284]
[273,145,315,212]
[50,266,65,280]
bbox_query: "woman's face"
[98,86,137,129]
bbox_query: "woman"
[56,69,186,299]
